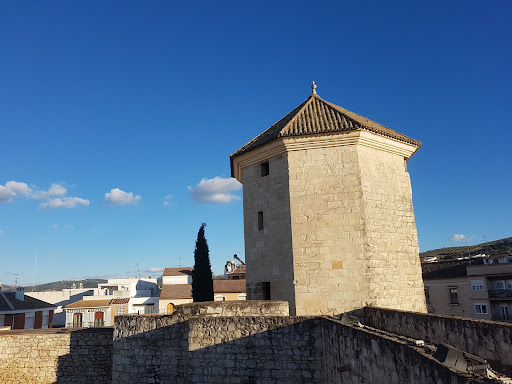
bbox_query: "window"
[24,312,35,329]
[94,312,104,327]
[260,161,269,177]
[214,294,226,302]
[424,288,431,304]
[258,211,264,231]
[115,306,126,315]
[262,282,271,300]
[237,293,247,301]
[73,313,83,327]
[471,280,484,291]
[42,311,49,329]
[496,281,505,290]
[449,287,459,304]
[474,303,488,315]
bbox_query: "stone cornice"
[231,139,287,182]
[231,130,419,183]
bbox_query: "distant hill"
[19,279,107,292]
[0,284,17,292]
[420,237,512,260]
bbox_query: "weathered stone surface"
[111,309,499,384]
[0,328,113,383]
[113,301,289,340]
[240,132,427,316]
[1,305,508,383]
[364,306,512,368]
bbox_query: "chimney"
[15,287,24,301]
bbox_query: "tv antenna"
[175,257,182,267]
[5,273,22,287]
[482,235,493,253]
[32,251,37,292]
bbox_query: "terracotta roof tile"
[160,284,192,300]
[163,267,194,277]
[111,298,130,305]
[213,280,246,293]
[231,94,421,161]
[63,299,112,309]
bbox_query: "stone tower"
[230,84,427,316]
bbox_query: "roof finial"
[311,81,317,95]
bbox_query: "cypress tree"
[192,223,214,302]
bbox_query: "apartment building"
[422,254,512,322]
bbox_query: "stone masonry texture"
[1,302,508,384]
[0,327,113,384]
[111,308,497,384]
[242,135,427,316]
[243,152,296,310]
[364,306,512,369]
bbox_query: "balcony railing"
[488,289,512,298]
[66,320,106,328]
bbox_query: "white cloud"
[0,181,31,203]
[5,181,31,195]
[188,177,242,203]
[105,188,141,205]
[31,183,67,199]
[0,186,15,203]
[449,234,469,242]
[0,181,88,209]
[163,194,175,206]
[40,197,90,209]
[47,183,67,196]
[52,224,75,230]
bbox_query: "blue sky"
[1,1,510,286]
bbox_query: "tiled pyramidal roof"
[231,94,421,159]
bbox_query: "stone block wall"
[286,139,426,315]
[321,317,489,384]
[357,145,426,313]
[0,327,113,384]
[1,305,507,383]
[364,307,512,368]
[114,300,289,339]
[242,152,296,309]
[112,309,498,383]
[239,132,427,317]
[287,144,368,316]
[112,316,324,384]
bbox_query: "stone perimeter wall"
[112,311,494,384]
[1,304,508,383]
[114,300,289,339]
[0,328,113,384]
[322,317,487,384]
[364,307,512,368]
[113,316,324,384]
